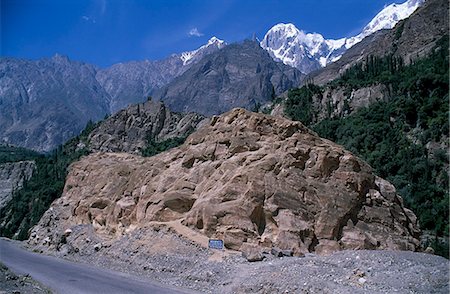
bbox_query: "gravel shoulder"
[24,224,449,293]
[0,261,52,294]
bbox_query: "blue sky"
[2,0,403,67]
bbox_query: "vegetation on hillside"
[286,36,449,257]
[0,145,41,164]
[284,85,322,126]
[0,120,98,240]
[141,136,187,157]
[0,119,187,240]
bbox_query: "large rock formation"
[30,109,420,256]
[88,100,206,154]
[0,161,35,209]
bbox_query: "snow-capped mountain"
[260,24,347,74]
[345,0,425,48]
[180,37,226,65]
[261,0,425,73]
[97,36,226,113]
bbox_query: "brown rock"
[315,240,342,256]
[30,109,420,256]
[241,243,264,262]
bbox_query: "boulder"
[241,243,264,262]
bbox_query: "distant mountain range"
[97,37,226,113]
[153,40,303,116]
[260,0,424,73]
[0,37,225,152]
[0,0,429,152]
[0,55,111,152]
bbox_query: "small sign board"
[208,239,224,250]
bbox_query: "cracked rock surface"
[30,108,420,257]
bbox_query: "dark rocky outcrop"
[88,100,206,154]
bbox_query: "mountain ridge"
[309,0,448,85]
[153,40,304,116]
[0,37,226,152]
[260,0,425,73]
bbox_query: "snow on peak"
[362,0,424,36]
[261,22,350,73]
[180,36,226,65]
[207,36,225,46]
[268,23,302,38]
[345,0,424,48]
[261,0,425,73]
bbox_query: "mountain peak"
[180,36,226,65]
[359,0,425,38]
[269,23,301,37]
[261,0,425,73]
[52,53,70,63]
[207,36,225,46]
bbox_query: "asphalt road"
[0,238,193,294]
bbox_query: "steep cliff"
[0,161,35,209]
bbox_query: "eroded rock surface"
[30,109,420,255]
[88,100,206,154]
[0,161,35,209]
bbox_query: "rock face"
[88,100,206,154]
[0,55,110,152]
[30,109,420,256]
[154,40,304,116]
[0,161,35,209]
[312,84,391,123]
[310,0,449,84]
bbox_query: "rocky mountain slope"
[154,40,304,116]
[0,161,35,209]
[88,100,206,154]
[0,38,224,152]
[0,55,111,152]
[260,0,424,74]
[30,109,420,259]
[310,0,448,84]
[96,37,226,113]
